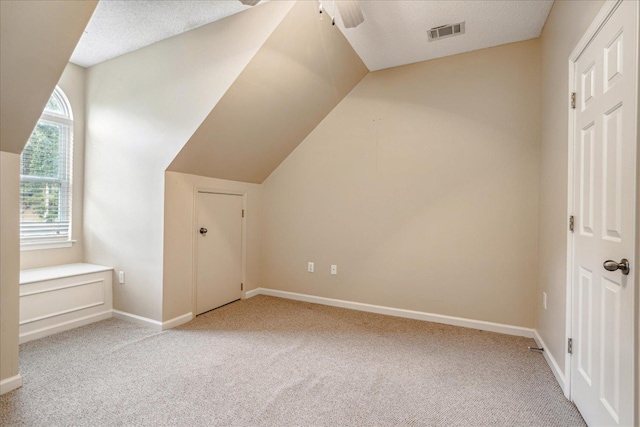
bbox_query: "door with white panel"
[571,1,637,425]
[196,192,243,315]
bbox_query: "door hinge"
[241,283,244,291]
[571,92,576,109]
[569,215,575,232]
[568,338,573,354]
[242,209,245,218]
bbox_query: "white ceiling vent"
[428,22,465,42]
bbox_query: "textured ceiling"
[72,0,554,70]
[70,0,253,67]
[325,0,554,71]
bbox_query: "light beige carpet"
[0,295,584,426]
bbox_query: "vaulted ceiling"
[71,0,553,72]
[71,1,253,67]
[2,0,554,184]
[0,0,98,154]
[167,0,368,183]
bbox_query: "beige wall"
[163,172,262,321]
[636,65,640,423]
[536,0,605,376]
[261,40,541,328]
[0,0,94,391]
[21,63,87,270]
[0,152,20,383]
[0,0,97,154]
[84,1,292,321]
[169,0,368,184]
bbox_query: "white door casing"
[570,1,638,426]
[196,192,243,315]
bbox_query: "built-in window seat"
[19,263,113,344]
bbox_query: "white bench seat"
[19,263,113,343]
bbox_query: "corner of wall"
[260,40,541,329]
[162,172,264,321]
[84,3,292,323]
[0,151,21,386]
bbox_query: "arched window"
[20,87,74,247]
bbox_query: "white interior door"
[571,1,637,425]
[196,192,243,315]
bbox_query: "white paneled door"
[196,192,243,315]
[571,1,637,425]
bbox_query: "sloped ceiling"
[0,0,98,154]
[71,1,254,67]
[167,0,369,183]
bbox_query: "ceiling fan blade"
[239,0,261,6]
[336,0,364,28]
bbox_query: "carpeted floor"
[0,295,584,426]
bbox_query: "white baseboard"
[161,312,193,330]
[19,310,113,344]
[0,374,23,395]
[250,288,534,338]
[244,288,261,299]
[534,330,567,395]
[112,309,163,330]
[112,310,193,331]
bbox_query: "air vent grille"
[428,22,465,42]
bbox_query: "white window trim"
[20,240,77,252]
[20,86,74,250]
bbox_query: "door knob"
[199,227,208,235]
[603,258,630,275]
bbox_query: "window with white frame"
[20,87,74,247]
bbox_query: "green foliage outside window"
[20,122,63,223]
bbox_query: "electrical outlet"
[118,271,125,284]
[331,265,337,275]
[308,262,314,273]
[543,292,547,310]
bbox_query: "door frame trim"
[565,0,638,411]
[192,187,247,316]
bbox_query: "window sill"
[20,240,77,252]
